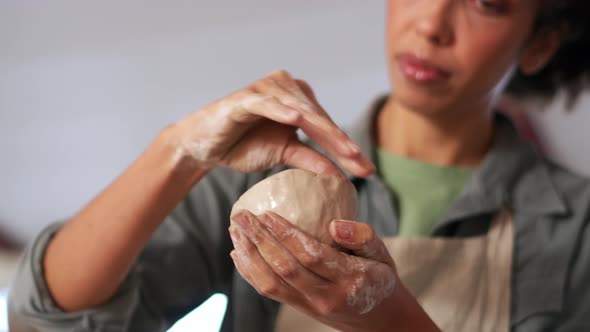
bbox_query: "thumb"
[329,220,395,267]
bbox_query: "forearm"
[43,126,209,312]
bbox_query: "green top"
[376,147,475,237]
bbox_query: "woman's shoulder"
[541,158,590,217]
[534,160,590,325]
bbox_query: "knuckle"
[300,252,321,268]
[314,299,339,316]
[269,69,292,79]
[248,232,264,246]
[286,110,303,124]
[298,101,317,114]
[258,281,280,297]
[251,78,269,91]
[280,96,313,114]
[274,260,298,279]
[263,94,280,104]
[240,93,274,110]
[232,89,254,102]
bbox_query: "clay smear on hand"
[170,94,274,168]
[347,264,396,314]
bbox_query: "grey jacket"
[9,98,590,331]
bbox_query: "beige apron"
[275,211,513,332]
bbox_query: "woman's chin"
[391,91,453,116]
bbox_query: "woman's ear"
[519,28,563,75]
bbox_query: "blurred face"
[386,0,540,115]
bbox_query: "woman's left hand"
[229,210,435,332]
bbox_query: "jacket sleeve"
[8,167,253,332]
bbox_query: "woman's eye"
[475,0,507,13]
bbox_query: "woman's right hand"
[167,70,375,177]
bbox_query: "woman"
[9,0,590,331]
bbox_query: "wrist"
[154,124,212,186]
[378,282,440,332]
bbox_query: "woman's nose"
[414,0,454,46]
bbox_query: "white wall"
[0,1,389,242]
[530,94,590,176]
[0,1,588,243]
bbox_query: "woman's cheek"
[459,29,521,86]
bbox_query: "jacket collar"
[345,95,568,222]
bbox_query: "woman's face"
[386,0,540,114]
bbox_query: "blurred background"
[1,1,589,331]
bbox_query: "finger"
[294,79,318,104]
[258,211,352,282]
[291,79,377,178]
[266,71,325,116]
[281,139,345,176]
[228,226,302,304]
[294,79,332,119]
[267,74,332,119]
[236,93,345,157]
[256,76,317,114]
[228,228,260,289]
[229,93,301,126]
[232,211,332,291]
[229,250,253,281]
[293,116,375,178]
[250,79,375,177]
[237,94,364,175]
[329,220,394,267]
[266,70,318,108]
[250,82,359,159]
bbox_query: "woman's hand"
[228,210,440,332]
[167,70,374,176]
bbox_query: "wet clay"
[231,169,358,245]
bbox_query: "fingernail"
[259,214,275,232]
[336,221,353,240]
[229,227,241,244]
[263,213,289,239]
[348,141,361,154]
[234,213,250,230]
[264,212,281,227]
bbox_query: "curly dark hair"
[505,0,590,105]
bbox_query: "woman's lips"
[396,53,451,83]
